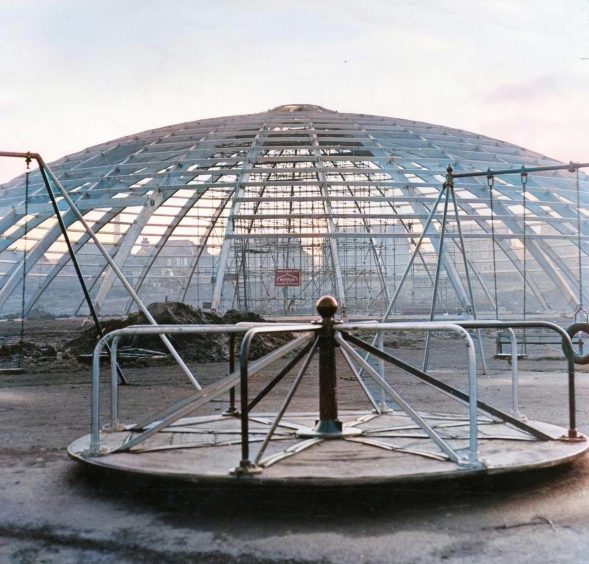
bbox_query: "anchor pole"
[314,295,342,434]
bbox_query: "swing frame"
[376,161,589,368]
[461,162,589,359]
[0,151,203,387]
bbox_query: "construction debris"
[65,302,292,363]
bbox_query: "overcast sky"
[1,0,588,183]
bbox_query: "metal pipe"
[449,184,488,375]
[254,337,319,465]
[35,155,201,389]
[376,331,386,411]
[568,357,578,438]
[340,329,553,441]
[90,338,103,454]
[339,345,382,413]
[439,319,581,436]
[226,334,237,415]
[110,336,120,428]
[423,187,450,371]
[88,323,313,454]
[465,330,478,464]
[336,332,466,464]
[248,339,314,411]
[506,328,521,418]
[453,319,573,346]
[381,183,447,320]
[237,324,320,472]
[122,333,315,454]
[338,323,479,462]
[15,157,128,385]
[238,333,252,470]
[356,183,448,380]
[451,162,589,179]
[139,332,312,429]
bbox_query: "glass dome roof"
[1,105,587,319]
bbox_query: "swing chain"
[487,170,499,318]
[574,304,588,323]
[521,168,528,322]
[575,165,584,314]
[25,152,32,171]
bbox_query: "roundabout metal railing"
[86,296,588,475]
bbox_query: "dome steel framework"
[1,104,588,319]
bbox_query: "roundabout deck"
[69,410,588,486]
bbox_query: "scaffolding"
[1,104,588,319]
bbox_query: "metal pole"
[35,156,200,389]
[377,331,387,411]
[110,336,120,428]
[464,326,479,465]
[224,334,238,415]
[506,328,521,418]
[38,165,129,385]
[254,338,319,465]
[451,161,589,179]
[423,186,451,371]
[247,339,315,411]
[340,324,553,441]
[339,345,382,413]
[381,183,447,321]
[448,173,488,375]
[335,333,465,464]
[358,183,448,379]
[568,357,578,439]
[314,295,341,434]
[90,339,104,454]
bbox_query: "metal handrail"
[236,320,479,470]
[453,320,582,439]
[89,322,311,453]
[236,324,321,472]
[88,316,585,471]
[90,324,245,452]
[338,321,479,465]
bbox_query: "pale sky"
[1,0,588,183]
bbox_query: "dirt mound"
[65,302,293,363]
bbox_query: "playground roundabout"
[68,296,589,487]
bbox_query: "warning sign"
[274,269,301,287]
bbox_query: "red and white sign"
[274,269,301,287]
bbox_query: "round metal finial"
[316,295,338,319]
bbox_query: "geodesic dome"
[1,104,588,319]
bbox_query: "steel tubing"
[338,321,479,465]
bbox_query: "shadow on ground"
[65,454,589,534]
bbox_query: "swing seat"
[495,329,583,360]
[0,367,25,375]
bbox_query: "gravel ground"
[2,319,589,562]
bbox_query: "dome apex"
[269,104,331,113]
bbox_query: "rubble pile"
[65,302,293,362]
[0,341,56,360]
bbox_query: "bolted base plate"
[296,419,363,439]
